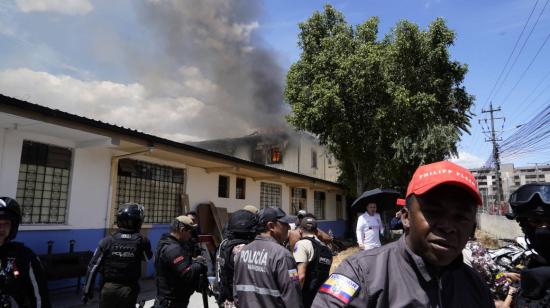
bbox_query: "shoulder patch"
[319,273,360,304]
[172,255,185,264]
[288,269,299,281]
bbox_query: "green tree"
[284,5,474,196]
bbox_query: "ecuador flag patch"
[319,273,360,304]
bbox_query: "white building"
[0,94,346,278]
[471,163,550,213]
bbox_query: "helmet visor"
[510,184,550,204]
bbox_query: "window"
[117,159,184,224]
[16,141,72,224]
[236,178,246,199]
[311,149,318,169]
[314,191,326,220]
[218,175,230,198]
[260,182,282,209]
[252,148,265,164]
[336,194,343,220]
[269,147,282,164]
[291,188,307,214]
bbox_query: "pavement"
[50,278,218,308]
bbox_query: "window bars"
[16,141,72,224]
[260,182,282,209]
[116,159,185,224]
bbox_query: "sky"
[0,0,549,169]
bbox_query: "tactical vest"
[303,237,333,307]
[216,238,250,302]
[103,232,143,283]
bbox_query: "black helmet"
[116,203,145,231]
[507,183,550,219]
[226,209,258,239]
[0,197,22,241]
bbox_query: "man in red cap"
[312,161,494,307]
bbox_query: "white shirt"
[356,212,384,250]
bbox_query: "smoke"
[132,0,288,140]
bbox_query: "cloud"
[15,0,93,15]
[0,68,208,141]
[449,151,485,169]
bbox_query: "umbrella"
[352,188,400,212]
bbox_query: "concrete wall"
[477,213,523,239]
[0,128,113,231]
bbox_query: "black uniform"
[83,230,153,308]
[300,237,332,308]
[512,257,550,307]
[312,236,494,308]
[216,238,249,304]
[154,233,206,308]
[0,241,51,308]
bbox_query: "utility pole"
[480,102,505,205]
[529,163,540,182]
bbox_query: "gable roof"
[0,93,342,189]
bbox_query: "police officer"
[233,207,303,308]
[154,215,207,308]
[506,182,550,306]
[312,161,494,307]
[293,216,332,308]
[0,197,51,308]
[216,208,258,307]
[83,202,153,308]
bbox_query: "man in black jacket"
[83,203,153,308]
[312,161,494,308]
[154,215,207,308]
[506,183,550,307]
[0,197,51,308]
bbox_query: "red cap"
[396,198,406,206]
[406,161,482,206]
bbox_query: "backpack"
[214,210,258,303]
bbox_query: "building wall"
[0,117,347,285]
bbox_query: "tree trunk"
[354,162,364,197]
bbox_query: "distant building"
[470,163,550,213]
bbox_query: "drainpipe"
[104,146,154,235]
[0,128,8,188]
[297,139,301,174]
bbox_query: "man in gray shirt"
[233,207,303,308]
[312,161,495,308]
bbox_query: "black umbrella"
[352,188,400,212]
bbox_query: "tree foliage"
[284,5,474,195]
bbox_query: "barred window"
[236,178,246,199]
[260,182,281,209]
[336,194,343,220]
[218,175,229,198]
[116,159,184,224]
[314,191,326,220]
[16,140,72,224]
[291,188,307,214]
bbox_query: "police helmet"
[506,183,550,220]
[116,203,145,231]
[0,197,22,241]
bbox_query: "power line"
[484,0,540,108]
[489,0,549,106]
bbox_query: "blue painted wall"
[17,220,347,290]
